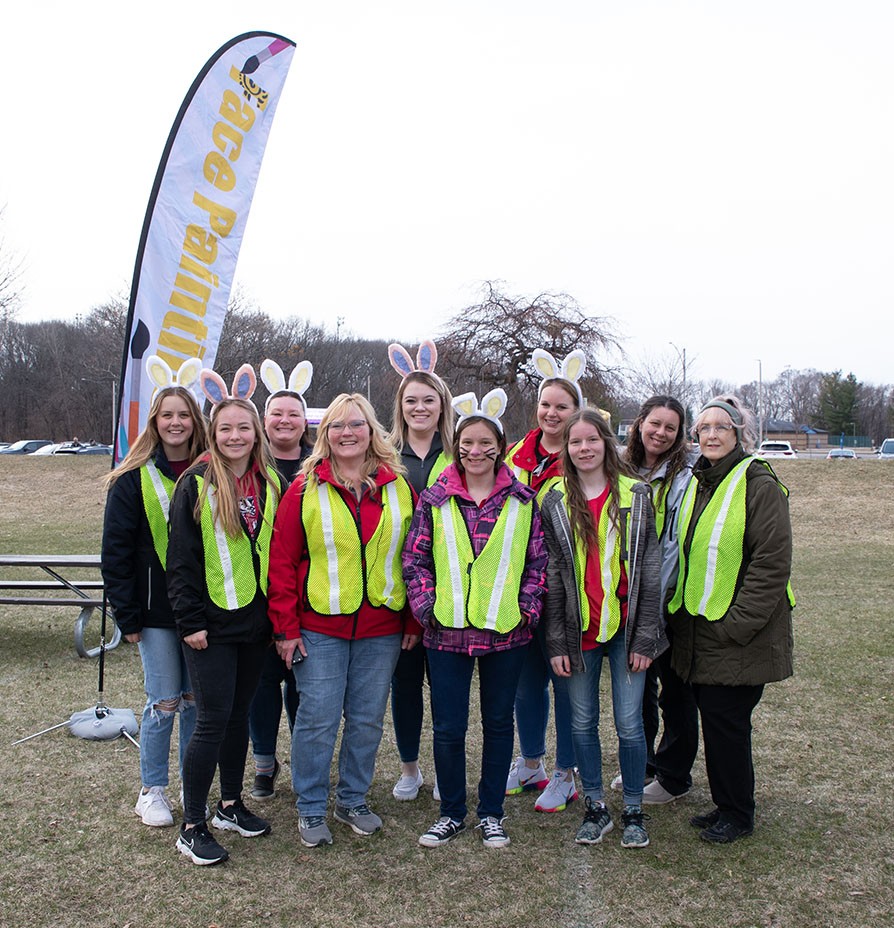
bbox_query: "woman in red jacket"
[267,393,419,849]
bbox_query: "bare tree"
[438,281,620,437]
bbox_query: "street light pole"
[757,359,763,444]
[669,342,687,431]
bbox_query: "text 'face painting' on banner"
[114,32,295,463]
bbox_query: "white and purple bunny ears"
[145,355,204,398]
[451,389,509,433]
[388,339,439,379]
[199,363,257,412]
[531,348,586,405]
[259,358,313,412]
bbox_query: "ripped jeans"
[137,626,196,788]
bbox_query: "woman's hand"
[629,652,652,673]
[124,632,142,644]
[401,633,421,650]
[183,630,209,650]
[277,636,307,668]
[550,655,572,678]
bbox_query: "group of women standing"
[102,343,794,866]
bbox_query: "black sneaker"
[699,818,754,844]
[176,822,229,866]
[211,799,271,837]
[621,805,650,849]
[250,759,281,801]
[418,817,466,848]
[689,808,721,829]
[476,816,510,848]
[575,797,614,844]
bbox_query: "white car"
[758,441,798,459]
[878,438,894,460]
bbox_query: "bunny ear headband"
[531,348,587,405]
[145,355,204,399]
[259,358,313,412]
[451,388,508,433]
[199,363,257,413]
[388,339,440,380]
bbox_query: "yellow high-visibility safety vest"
[140,461,176,569]
[427,451,451,488]
[195,470,279,611]
[506,441,557,504]
[668,457,795,621]
[563,476,635,643]
[302,478,415,615]
[430,494,534,633]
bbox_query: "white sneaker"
[505,756,549,795]
[611,773,655,792]
[392,769,424,801]
[642,779,689,804]
[134,786,174,827]
[534,770,579,812]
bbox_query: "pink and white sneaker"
[534,770,579,812]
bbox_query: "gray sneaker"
[299,815,333,848]
[334,803,382,836]
[621,805,650,848]
[575,797,614,844]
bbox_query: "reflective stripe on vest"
[668,457,795,620]
[430,494,534,632]
[195,474,276,611]
[565,477,634,642]
[302,478,414,615]
[140,461,175,569]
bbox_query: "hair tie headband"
[452,389,508,434]
[145,355,203,399]
[531,348,586,405]
[260,358,313,412]
[199,363,257,414]
[388,339,441,380]
[698,399,743,427]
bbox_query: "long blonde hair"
[196,398,280,537]
[303,393,405,496]
[105,387,207,488]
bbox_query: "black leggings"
[181,640,268,825]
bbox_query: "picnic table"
[0,554,121,658]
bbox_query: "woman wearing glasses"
[667,395,794,843]
[267,394,418,848]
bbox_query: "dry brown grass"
[0,456,892,928]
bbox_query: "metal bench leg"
[74,607,122,659]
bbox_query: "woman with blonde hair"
[268,393,418,848]
[386,341,454,801]
[167,385,282,866]
[102,369,207,829]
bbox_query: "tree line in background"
[2,279,892,447]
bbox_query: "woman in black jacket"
[102,383,206,828]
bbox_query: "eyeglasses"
[695,424,736,437]
[328,420,367,433]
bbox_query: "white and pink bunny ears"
[145,355,203,399]
[199,363,257,413]
[531,348,586,405]
[451,388,509,434]
[259,358,313,412]
[388,339,440,379]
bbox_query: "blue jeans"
[567,635,648,806]
[514,627,576,769]
[249,643,299,762]
[290,630,401,817]
[427,644,529,822]
[137,626,196,788]
[390,642,428,763]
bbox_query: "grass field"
[0,456,892,928]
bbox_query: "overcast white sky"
[2,0,892,390]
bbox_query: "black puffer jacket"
[667,447,794,686]
[541,477,667,673]
[101,448,179,636]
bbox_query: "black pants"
[693,682,764,829]
[181,639,268,825]
[651,646,700,793]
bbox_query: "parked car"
[53,441,84,454]
[758,440,798,459]
[878,438,894,460]
[31,443,64,455]
[0,439,53,454]
[827,448,857,461]
[77,444,113,455]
